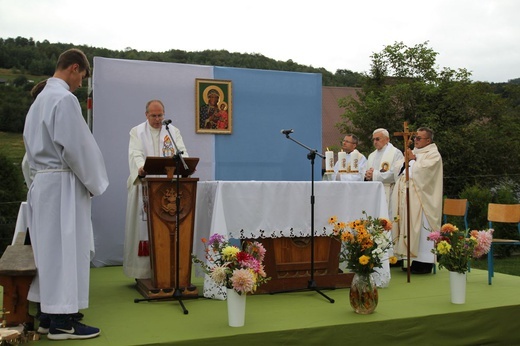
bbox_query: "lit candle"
[325,148,334,172]
[338,151,347,173]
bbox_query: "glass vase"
[349,273,378,314]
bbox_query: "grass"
[470,255,520,277]
[0,131,25,164]
[0,67,47,84]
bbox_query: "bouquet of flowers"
[328,212,397,276]
[192,234,269,295]
[427,223,493,274]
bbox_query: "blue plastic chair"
[487,203,520,285]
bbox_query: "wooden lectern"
[136,157,199,299]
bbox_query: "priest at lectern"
[123,99,189,280]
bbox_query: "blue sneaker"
[47,317,100,340]
[37,312,84,334]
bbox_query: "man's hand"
[406,148,416,161]
[365,168,374,181]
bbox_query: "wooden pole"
[394,122,416,283]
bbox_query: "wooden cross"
[393,122,416,283]
[394,122,416,171]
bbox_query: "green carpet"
[9,267,520,345]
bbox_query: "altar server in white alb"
[391,127,443,274]
[23,48,109,340]
[331,134,367,181]
[123,100,189,280]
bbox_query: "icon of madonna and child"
[198,83,232,133]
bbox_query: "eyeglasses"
[147,114,164,119]
[372,137,382,142]
[414,136,430,141]
[341,140,356,144]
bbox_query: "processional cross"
[394,122,416,283]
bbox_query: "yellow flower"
[389,256,398,265]
[222,245,240,260]
[359,255,370,265]
[329,216,337,225]
[329,212,396,275]
[437,241,452,255]
[341,231,354,242]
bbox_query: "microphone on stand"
[162,119,172,126]
[281,129,294,135]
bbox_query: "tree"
[337,41,520,197]
[0,153,25,253]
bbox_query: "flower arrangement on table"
[192,234,270,295]
[328,212,397,276]
[427,223,493,274]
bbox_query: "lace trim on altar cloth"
[234,227,331,240]
[203,276,227,300]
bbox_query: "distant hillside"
[0,36,365,87]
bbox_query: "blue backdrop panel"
[213,67,322,181]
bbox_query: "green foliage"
[0,153,25,253]
[0,36,364,88]
[459,185,493,229]
[460,181,519,257]
[0,77,89,133]
[0,84,33,132]
[337,41,520,198]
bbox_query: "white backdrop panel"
[91,57,214,266]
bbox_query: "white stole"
[136,122,175,157]
[367,144,397,173]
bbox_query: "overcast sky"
[1,0,519,83]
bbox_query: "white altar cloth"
[193,181,392,297]
[194,181,388,240]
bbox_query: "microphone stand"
[272,132,335,303]
[134,122,196,314]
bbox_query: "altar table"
[193,181,390,298]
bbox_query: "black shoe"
[410,261,433,274]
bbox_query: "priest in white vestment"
[364,129,403,287]
[123,100,189,279]
[365,128,404,208]
[327,134,367,181]
[23,49,109,339]
[391,127,443,274]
